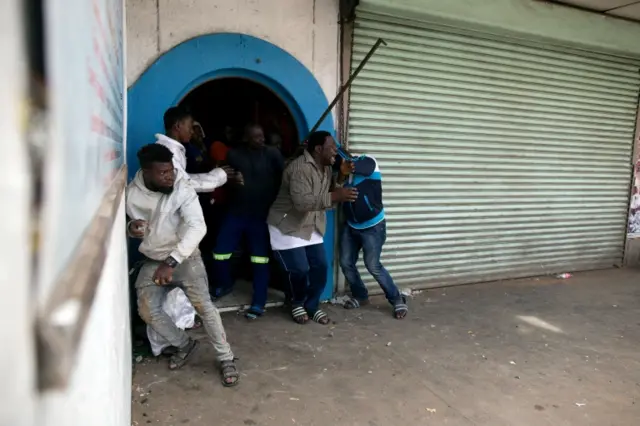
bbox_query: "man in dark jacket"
[337,152,408,319]
[213,124,284,319]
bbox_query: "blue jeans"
[214,214,270,310]
[273,243,327,314]
[339,220,401,305]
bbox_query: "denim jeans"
[273,243,327,314]
[339,220,401,305]
[135,254,234,362]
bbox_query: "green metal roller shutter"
[347,10,640,289]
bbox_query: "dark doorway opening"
[179,78,298,309]
[180,77,299,158]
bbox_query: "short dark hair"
[243,123,262,136]
[306,131,331,153]
[137,144,173,169]
[163,106,191,132]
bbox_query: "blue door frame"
[127,33,336,300]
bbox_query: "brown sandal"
[168,339,199,370]
[220,360,240,387]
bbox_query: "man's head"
[224,125,235,144]
[243,124,265,148]
[192,121,205,144]
[137,144,175,194]
[163,106,193,143]
[268,133,283,150]
[307,131,337,166]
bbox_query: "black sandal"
[393,297,408,319]
[161,346,178,356]
[220,359,240,387]
[291,306,309,324]
[168,339,200,370]
[343,297,369,310]
[310,310,330,325]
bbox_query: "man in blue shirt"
[337,151,408,319]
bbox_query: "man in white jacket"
[152,107,231,350]
[127,143,239,387]
[156,106,231,192]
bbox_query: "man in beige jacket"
[267,131,358,325]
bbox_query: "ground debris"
[329,295,350,305]
[401,288,423,297]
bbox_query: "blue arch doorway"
[127,33,336,301]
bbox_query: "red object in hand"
[209,141,231,205]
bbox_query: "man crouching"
[126,143,239,387]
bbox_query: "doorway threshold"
[215,279,285,313]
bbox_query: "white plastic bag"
[147,287,196,356]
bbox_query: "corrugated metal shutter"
[347,10,640,289]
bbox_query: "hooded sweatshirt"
[126,170,206,264]
[155,134,227,193]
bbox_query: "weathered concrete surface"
[132,269,640,426]
[126,0,339,100]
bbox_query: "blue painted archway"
[127,33,335,300]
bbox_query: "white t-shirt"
[268,224,324,251]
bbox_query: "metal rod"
[305,37,387,140]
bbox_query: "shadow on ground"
[131,269,640,426]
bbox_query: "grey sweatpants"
[135,254,234,362]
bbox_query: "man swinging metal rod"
[305,37,387,150]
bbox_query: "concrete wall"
[39,202,132,426]
[126,0,340,102]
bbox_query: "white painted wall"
[38,203,132,426]
[0,2,35,426]
[126,0,340,103]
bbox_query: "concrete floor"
[131,269,640,426]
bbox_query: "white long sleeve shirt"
[155,134,227,192]
[126,170,206,264]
